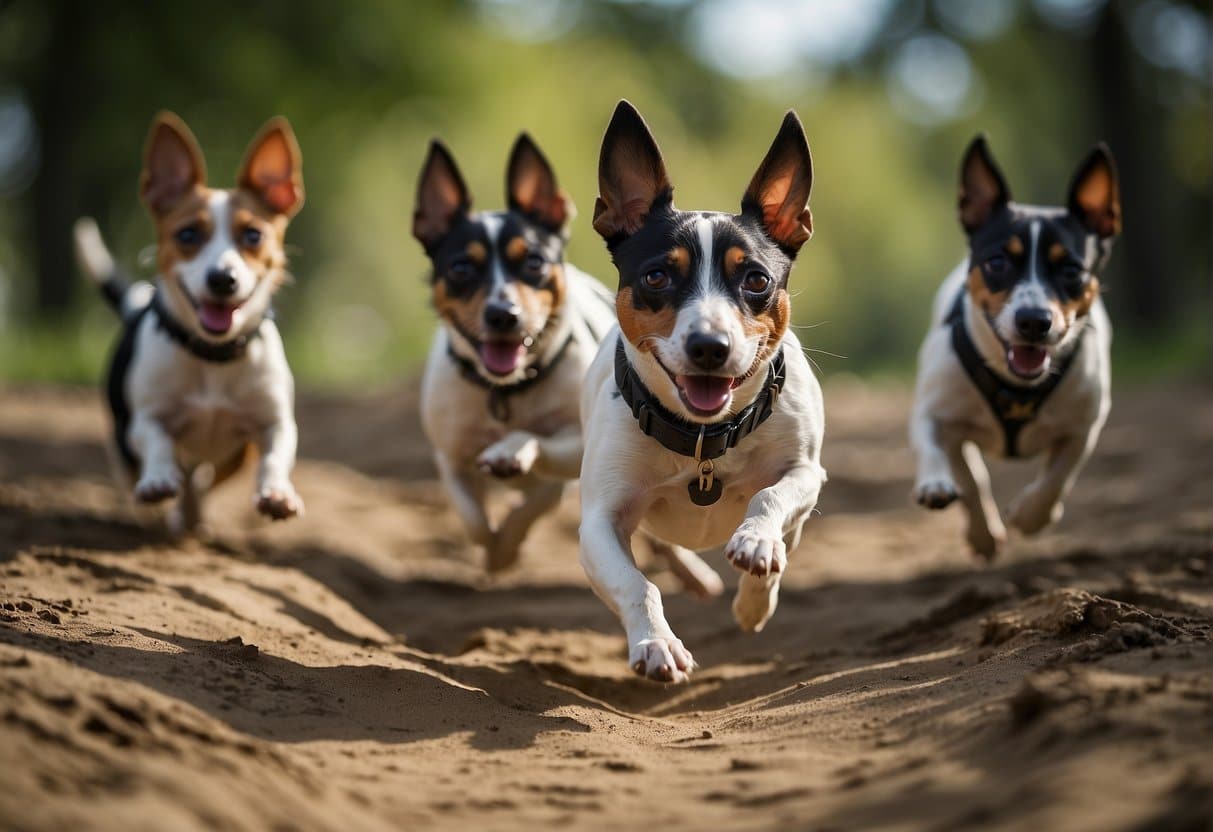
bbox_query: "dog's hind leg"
[486,480,564,573]
[646,537,723,600]
[436,453,492,548]
[950,441,1006,560]
[1009,432,1097,535]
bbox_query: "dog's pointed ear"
[958,134,1011,233]
[414,140,471,250]
[1067,143,1121,238]
[593,100,672,241]
[140,111,207,217]
[237,116,305,218]
[507,133,574,234]
[742,110,814,252]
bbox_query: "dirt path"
[0,381,1210,831]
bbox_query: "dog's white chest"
[638,457,781,551]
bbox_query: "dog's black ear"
[593,100,672,241]
[140,111,207,217]
[958,134,1011,233]
[1067,143,1121,238]
[238,117,304,218]
[742,111,814,252]
[414,140,471,250]
[507,133,574,234]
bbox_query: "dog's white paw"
[733,574,781,633]
[629,636,694,684]
[1009,489,1063,536]
[724,521,786,577]
[914,478,959,510]
[477,433,540,479]
[255,484,304,521]
[134,468,182,503]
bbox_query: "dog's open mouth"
[198,301,240,336]
[674,374,740,417]
[1008,344,1051,379]
[480,339,528,376]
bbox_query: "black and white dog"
[911,135,1120,558]
[578,101,826,682]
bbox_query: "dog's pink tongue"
[680,375,734,413]
[199,303,235,334]
[1009,345,1050,377]
[480,341,526,375]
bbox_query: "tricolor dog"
[578,101,825,683]
[910,135,1120,558]
[74,112,305,533]
[412,134,616,572]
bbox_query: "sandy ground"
[0,379,1210,831]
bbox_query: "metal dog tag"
[688,459,722,506]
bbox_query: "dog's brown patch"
[1048,242,1068,264]
[153,187,214,278]
[667,246,690,278]
[617,287,676,352]
[1052,275,1101,324]
[432,281,488,341]
[514,263,566,337]
[725,246,747,277]
[967,265,1010,317]
[466,241,488,265]
[230,190,289,285]
[505,237,528,262]
[1006,236,1025,258]
[744,288,791,362]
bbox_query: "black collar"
[448,330,575,422]
[152,292,264,363]
[613,337,785,461]
[947,290,1081,457]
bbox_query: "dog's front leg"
[486,480,564,572]
[949,441,1005,559]
[435,453,492,548]
[726,464,823,632]
[911,411,959,509]
[128,413,181,503]
[580,504,693,683]
[255,414,303,520]
[477,425,583,480]
[1009,432,1098,535]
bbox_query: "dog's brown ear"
[593,100,672,241]
[742,111,814,252]
[238,117,305,218]
[958,134,1011,232]
[1067,143,1121,238]
[414,140,471,250]
[507,133,574,235]
[140,111,207,217]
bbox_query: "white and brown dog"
[412,134,617,572]
[74,111,305,533]
[910,135,1120,558]
[578,101,826,683]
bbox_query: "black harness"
[614,337,785,506]
[448,331,575,422]
[947,290,1080,457]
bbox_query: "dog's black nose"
[484,301,521,333]
[1015,307,1053,341]
[686,331,731,371]
[206,268,238,298]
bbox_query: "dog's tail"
[73,217,153,321]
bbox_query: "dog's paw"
[914,479,959,510]
[134,469,181,503]
[629,637,694,684]
[477,433,540,479]
[1009,489,1063,536]
[966,523,1006,561]
[732,574,782,633]
[724,521,786,577]
[255,484,304,521]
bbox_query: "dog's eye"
[742,270,772,294]
[524,253,546,275]
[174,225,201,247]
[240,226,263,248]
[984,254,1009,275]
[449,258,476,281]
[643,269,670,291]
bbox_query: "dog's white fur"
[910,261,1111,557]
[578,218,825,684]
[421,263,616,571]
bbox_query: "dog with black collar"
[910,135,1120,558]
[578,101,825,683]
[74,112,306,534]
[412,134,619,573]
